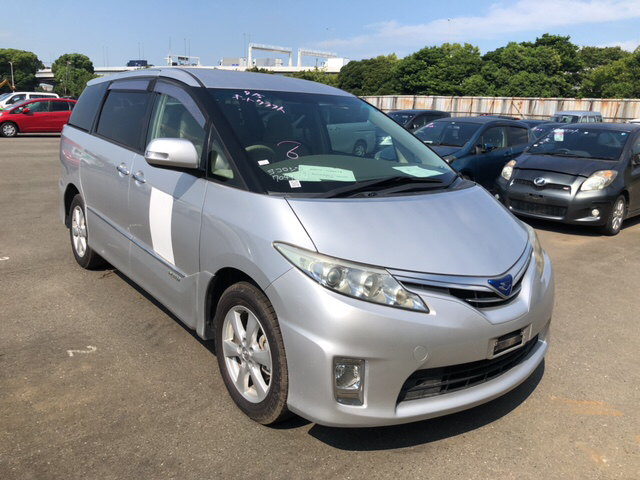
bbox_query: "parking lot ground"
[1,136,639,479]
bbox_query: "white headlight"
[274,243,429,313]
[525,224,545,277]
[501,160,517,180]
[580,170,618,191]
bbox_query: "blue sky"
[2,0,639,67]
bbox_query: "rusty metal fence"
[361,95,640,122]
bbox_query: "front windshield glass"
[0,93,10,102]
[528,127,629,160]
[413,120,480,147]
[530,123,556,140]
[210,89,455,195]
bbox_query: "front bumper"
[265,250,554,427]
[496,172,619,225]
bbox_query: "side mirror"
[22,107,30,114]
[144,138,199,169]
[633,152,640,167]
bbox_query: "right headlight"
[501,160,517,180]
[274,243,429,313]
[525,224,545,278]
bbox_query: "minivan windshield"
[413,120,480,147]
[210,90,455,195]
[528,127,629,160]
[0,93,10,102]
[549,114,580,123]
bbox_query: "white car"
[0,92,59,110]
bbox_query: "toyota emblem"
[533,177,546,186]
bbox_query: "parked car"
[387,109,451,131]
[320,103,376,156]
[548,111,603,123]
[0,98,76,137]
[378,116,530,191]
[0,91,59,110]
[496,123,640,235]
[60,68,554,427]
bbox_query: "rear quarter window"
[68,82,109,132]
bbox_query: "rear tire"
[215,282,291,425]
[353,140,367,157]
[599,195,626,236]
[1,122,18,137]
[69,195,105,269]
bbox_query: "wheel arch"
[63,184,81,227]
[203,267,263,340]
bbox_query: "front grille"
[397,335,539,403]
[513,179,571,192]
[402,271,525,309]
[510,200,567,218]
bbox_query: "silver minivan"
[60,68,554,427]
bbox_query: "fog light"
[334,358,365,405]
[591,208,600,217]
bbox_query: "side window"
[632,137,640,166]
[9,94,25,105]
[507,126,529,146]
[51,101,71,112]
[96,90,152,150]
[28,101,50,113]
[209,135,237,182]
[147,92,206,157]
[480,126,506,150]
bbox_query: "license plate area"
[490,327,528,358]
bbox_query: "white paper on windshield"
[287,165,356,182]
[392,166,442,178]
[553,129,564,142]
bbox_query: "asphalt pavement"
[1,136,639,479]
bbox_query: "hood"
[516,153,617,177]
[429,145,461,158]
[286,186,528,277]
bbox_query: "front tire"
[69,195,105,269]
[599,195,626,236]
[1,122,18,137]
[215,282,291,424]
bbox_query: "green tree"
[52,53,97,97]
[395,44,482,96]
[0,48,44,91]
[579,46,631,70]
[336,54,399,96]
[287,68,338,87]
[581,48,640,98]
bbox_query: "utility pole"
[8,61,14,88]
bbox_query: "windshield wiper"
[319,176,444,198]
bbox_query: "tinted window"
[529,127,629,160]
[480,126,506,149]
[8,95,25,105]
[69,82,109,131]
[414,121,480,147]
[97,90,152,149]
[507,126,529,146]
[25,101,50,113]
[51,101,71,112]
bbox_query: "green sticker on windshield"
[286,165,356,182]
[392,166,442,178]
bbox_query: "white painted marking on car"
[0,256,9,261]
[67,346,97,357]
[149,187,175,265]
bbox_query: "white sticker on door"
[149,187,175,265]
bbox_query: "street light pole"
[8,61,14,88]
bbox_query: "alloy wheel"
[221,306,273,403]
[71,205,88,258]
[611,198,625,232]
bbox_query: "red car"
[0,98,76,137]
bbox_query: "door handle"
[132,171,146,184]
[116,163,130,176]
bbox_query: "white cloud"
[317,0,640,58]
[596,40,640,51]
